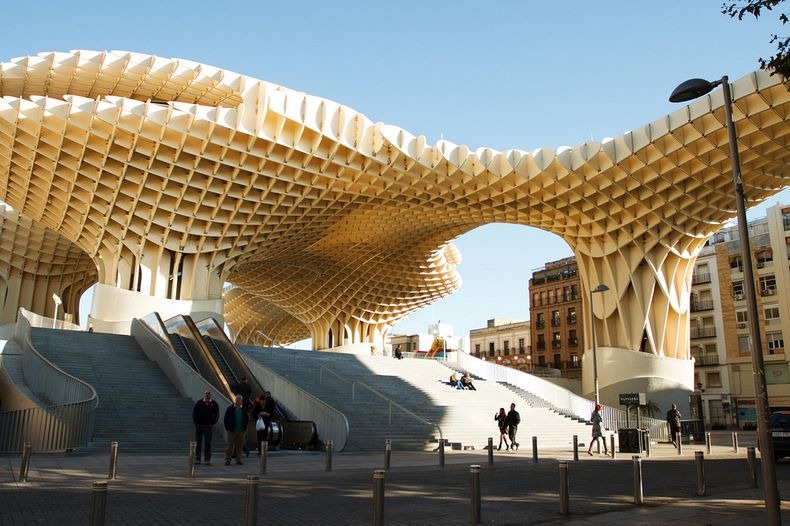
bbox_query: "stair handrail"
[291,351,443,445]
[0,308,97,452]
[455,351,669,441]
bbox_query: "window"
[536,313,545,329]
[767,331,784,354]
[518,338,525,352]
[475,344,480,354]
[503,340,510,356]
[570,354,580,367]
[552,332,561,348]
[736,309,748,328]
[706,372,723,388]
[489,342,495,356]
[532,292,538,306]
[568,329,578,346]
[756,250,773,268]
[553,353,561,368]
[730,255,743,272]
[551,310,560,326]
[765,304,781,325]
[567,307,577,324]
[739,334,751,355]
[732,281,744,299]
[539,291,546,306]
[538,355,546,366]
[760,275,777,295]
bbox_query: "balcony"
[692,354,720,366]
[691,299,714,312]
[690,326,717,339]
[568,338,579,347]
[536,320,545,329]
[566,315,577,324]
[536,342,546,351]
[551,318,561,326]
[552,340,562,349]
[692,272,711,285]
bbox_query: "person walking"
[505,403,521,451]
[587,403,608,455]
[224,394,249,465]
[192,390,219,465]
[667,403,682,447]
[257,390,276,452]
[494,407,510,450]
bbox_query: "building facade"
[528,257,583,379]
[469,318,531,370]
[690,203,790,429]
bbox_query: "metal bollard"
[187,440,197,478]
[644,431,651,458]
[89,480,108,526]
[532,436,538,464]
[259,441,268,476]
[470,465,481,524]
[695,451,706,496]
[676,431,683,455]
[573,435,579,461]
[732,431,739,454]
[706,432,712,455]
[439,440,445,468]
[487,437,493,466]
[373,469,385,526]
[325,440,333,472]
[632,455,644,505]
[384,439,391,470]
[747,446,758,488]
[108,442,119,480]
[611,435,617,459]
[559,461,570,515]
[19,442,31,482]
[244,475,260,526]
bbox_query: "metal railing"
[288,351,443,446]
[241,353,350,451]
[690,327,717,339]
[0,309,97,452]
[455,351,669,442]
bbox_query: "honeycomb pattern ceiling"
[0,50,788,352]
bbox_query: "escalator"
[151,314,316,450]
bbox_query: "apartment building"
[528,257,583,379]
[690,203,790,428]
[469,318,531,369]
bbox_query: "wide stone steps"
[31,329,196,452]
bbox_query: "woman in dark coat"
[495,407,510,450]
[587,403,608,455]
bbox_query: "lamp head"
[669,78,721,103]
[52,292,62,305]
[593,284,609,294]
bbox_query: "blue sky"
[3,1,789,341]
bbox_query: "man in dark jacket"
[505,403,521,451]
[192,390,219,465]
[667,404,682,447]
[224,394,249,465]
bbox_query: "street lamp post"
[589,283,609,405]
[52,292,62,329]
[670,76,780,525]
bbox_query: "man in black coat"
[192,390,219,465]
[505,403,521,451]
[224,394,249,465]
[666,404,682,447]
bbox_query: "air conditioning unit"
[763,287,776,296]
[737,322,748,329]
[733,293,744,300]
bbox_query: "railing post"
[487,437,493,465]
[532,436,538,464]
[706,432,712,455]
[572,435,579,461]
[439,440,445,468]
[384,439,391,470]
[695,451,706,496]
[747,446,758,488]
[108,442,119,480]
[260,441,268,476]
[644,431,650,458]
[470,464,481,524]
[632,455,643,505]
[89,480,108,526]
[559,461,570,515]
[19,442,31,482]
[244,475,260,526]
[373,469,385,526]
[732,431,739,454]
[187,441,196,478]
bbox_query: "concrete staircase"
[31,329,196,453]
[239,346,595,451]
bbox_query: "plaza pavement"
[1,432,789,525]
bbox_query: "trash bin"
[618,428,642,453]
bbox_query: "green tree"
[723,0,790,79]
